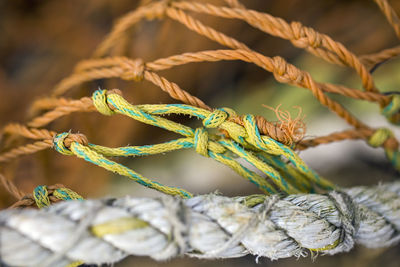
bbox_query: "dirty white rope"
[1,181,400,266]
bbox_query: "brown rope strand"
[166,7,250,51]
[93,1,168,58]
[374,0,400,39]
[297,128,399,151]
[359,45,400,70]
[0,173,25,200]
[172,1,377,93]
[28,97,95,128]
[0,140,53,163]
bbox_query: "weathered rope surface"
[1,181,400,266]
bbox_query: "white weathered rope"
[1,181,400,266]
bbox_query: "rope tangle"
[0,0,400,264]
[0,0,398,198]
[49,89,334,196]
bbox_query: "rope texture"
[1,181,400,266]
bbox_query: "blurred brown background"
[1,0,400,266]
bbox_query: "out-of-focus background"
[1,0,400,266]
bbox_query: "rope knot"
[53,132,88,155]
[382,95,400,125]
[271,56,303,84]
[254,115,293,146]
[194,128,209,157]
[290,22,322,49]
[145,0,169,20]
[93,89,121,115]
[368,128,397,149]
[120,58,145,81]
[242,114,267,150]
[203,109,228,128]
[368,128,400,171]
[33,184,83,209]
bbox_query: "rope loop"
[194,128,209,157]
[368,128,400,171]
[33,185,51,208]
[368,128,394,148]
[53,132,74,155]
[290,21,322,49]
[242,114,267,150]
[145,0,169,20]
[93,89,116,116]
[53,132,88,155]
[382,95,400,124]
[203,109,228,128]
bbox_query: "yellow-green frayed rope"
[52,89,336,198]
[33,185,83,209]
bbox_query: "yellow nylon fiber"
[91,217,149,237]
[51,89,338,198]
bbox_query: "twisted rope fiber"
[171,1,378,92]
[73,3,395,107]
[94,0,377,93]
[374,0,400,40]
[36,0,399,160]
[0,0,400,265]
[0,0,399,201]
[49,1,400,123]
[97,0,400,79]
[1,181,400,266]
[0,174,24,201]
[51,49,370,134]
[359,45,400,70]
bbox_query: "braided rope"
[33,185,83,209]
[1,181,400,266]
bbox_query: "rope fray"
[1,181,400,266]
[262,104,306,144]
